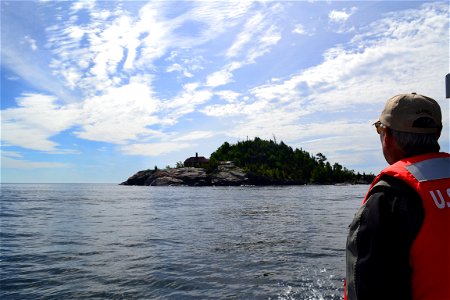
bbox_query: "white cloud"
[247,2,447,113]
[226,9,281,63]
[181,1,254,44]
[292,24,306,35]
[225,104,307,141]
[120,142,192,156]
[46,3,164,94]
[90,10,112,21]
[173,131,215,142]
[63,68,83,89]
[205,10,281,88]
[329,7,357,23]
[1,156,68,169]
[1,18,77,103]
[2,1,447,169]
[66,26,85,40]
[1,93,80,152]
[215,90,241,103]
[129,4,174,70]
[206,69,234,87]
[42,1,254,98]
[6,75,20,81]
[166,63,194,78]
[247,25,281,63]
[75,78,161,144]
[226,13,265,58]
[88,15,135,80]
[166,51,204,77]
[162,83,213,124]
[200,103,244,117]
[166,63,182,73]
[24,35,37,51]
[202,2,448,170]
[195,4,281,93]
[1,150,23,158]
[294,121,384,172]
[70,0,95,12]
[7,0,256,109]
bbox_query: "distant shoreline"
[120,166,373,187]
[121,138,376,186]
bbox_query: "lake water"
[0,183,368,299]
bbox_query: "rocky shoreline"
[120,163,315,186]
[120,165,251,186]
[121,165,371,186]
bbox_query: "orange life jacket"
[357,152,450,300]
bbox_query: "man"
[345,93,450,300]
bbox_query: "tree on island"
[209,137,374,184]
[122,137,375,186]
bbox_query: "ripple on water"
[0,184,366,299]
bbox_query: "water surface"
[0,183,367,299]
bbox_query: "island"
[120,137,375,186]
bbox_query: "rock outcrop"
[147,168,210,186]
[120,165,250,186]
[211,164,248,186]
[122,170,153,186]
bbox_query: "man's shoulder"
[367,175,424,216]
[371,175,417,196]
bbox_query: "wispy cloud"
[75,77,161,144]
[70,0,95,12]
[292,24,306,35]
[173,131,216,142]
[226,12,266,58]
[215,90,241,103]
[206,7,281,88]
[328,6,358,33]
[245,2,447,114]
[1,157,68,169]
[120,142,192,157]
[162,82,213,125]
[23,35,38,51]
[206,68,235,87]
[43,1,256,98]
[166,51,204,78]
[166,63,194,78]
[1,1,448,175]
[1,150,23,159]
[2,33,77,103]
[329,7,357,24]
[202,2,448,167]
[1,93,80,152]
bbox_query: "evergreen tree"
[210,137,375,184]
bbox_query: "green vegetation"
[209,137,374,184]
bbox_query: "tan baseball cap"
[378,93,442,134]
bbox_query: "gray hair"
[390,129,441,157]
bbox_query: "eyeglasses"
[373,121,385,135]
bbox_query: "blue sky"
[1,1,448,183]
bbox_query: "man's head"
[375,93,442,164]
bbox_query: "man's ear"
[436,127,442,139]
[382,127,391,145]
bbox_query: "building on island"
[184,153,210,168]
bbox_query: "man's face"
[380,130,392,164]
[380,128,403,165]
